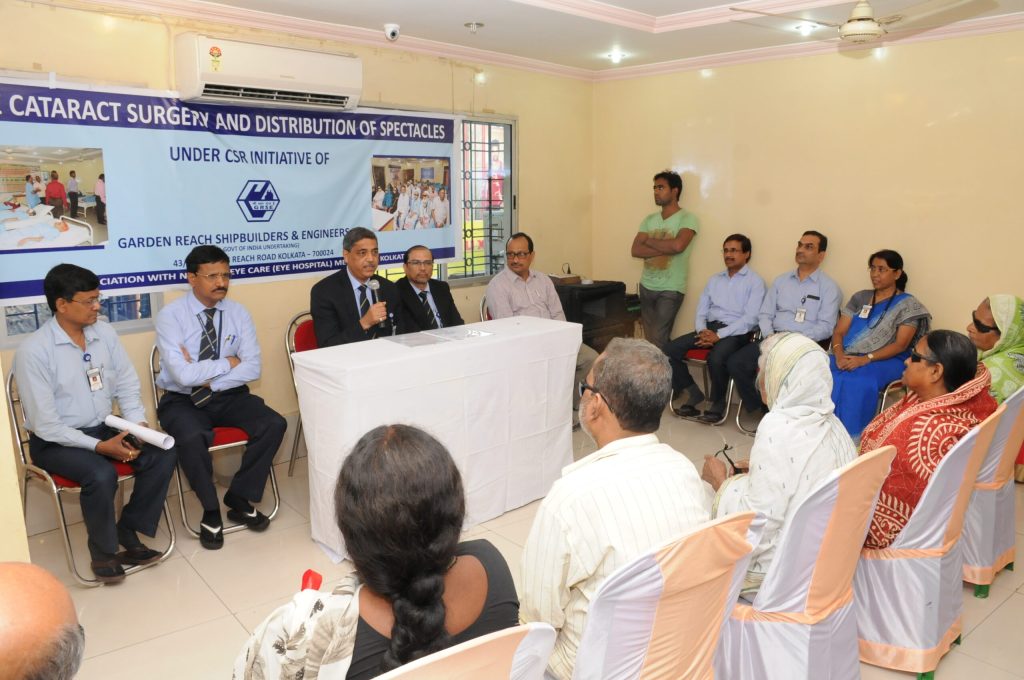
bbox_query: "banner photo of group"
[0,81,456,304]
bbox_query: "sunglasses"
[909,349,936,364]
[972,313,999,335]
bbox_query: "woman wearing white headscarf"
[702,332,857,595]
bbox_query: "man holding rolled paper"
[155,245,286,550]
[14,264,177,583]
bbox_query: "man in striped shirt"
[521,338,710,680]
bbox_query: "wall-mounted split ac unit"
[174,33,362,111]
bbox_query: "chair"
[149,345,280,539]
[680,348,735,425]
[374,622,556,680]
[962,386,1024,596]
[855,406,1005,679]
[479,295,491,322]
[714,446,897,680]
[285,311,317,476]
[6,371,176,587]
[573,512,765,680]
[877,379,905,414]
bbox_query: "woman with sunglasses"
[829,250,931,436]
[967,295,1024,481]
[859,330,997,549]
[703,332,856,596]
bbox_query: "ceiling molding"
[592,10,1024,81]
[68,0,1024,84]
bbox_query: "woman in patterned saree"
[860,330,997,549]
[967,294,1024,481]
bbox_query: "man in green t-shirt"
[630,170,699,350]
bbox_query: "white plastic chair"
[962,386,1024,596]
[714,446,896,680]
[374,622,555,680]
[572,511,765,680]
[855,406,1004,678]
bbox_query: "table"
[292,316,580,560]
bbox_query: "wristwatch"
[866,353,875,362]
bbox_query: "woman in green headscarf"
[967,294,1024,480]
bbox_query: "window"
[2,292,156,343]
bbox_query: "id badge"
[86,366,103,392]
[858,304,872,319]
[795,308,806,323]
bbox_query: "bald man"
[0,562,84,680]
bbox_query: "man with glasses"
[14,264,177,582]
[396,244,463,331]
[310,226,401,346]
[630,170,700,350]
[521,338,709,680]
[155,245,286,549]
[486,232,598,411]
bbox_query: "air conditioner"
[174,33,362,111]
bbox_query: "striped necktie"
[419,291,439,329]
[359,285,370,317]
[190,308,218,407]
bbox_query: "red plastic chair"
[285,312,317,476]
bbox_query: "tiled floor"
[26,412,1024,679]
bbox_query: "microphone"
[366,279,385,327]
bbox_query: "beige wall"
[0,353,29,560]
[592,30,1022,335]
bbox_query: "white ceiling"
[199,0,1024,72]
[1,146,103,167]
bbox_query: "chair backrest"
[285,311,317,370]
[976,385,1024,487]
[479,295,491,322]
[5,371,31,466]
[893,404,1005,550]
[572,511,764,680]
[149,344,163,406]
[374,622,555,680]
[753,446,896,615]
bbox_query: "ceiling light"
[795,22,816,36]
[607,49,627,64]
[700,69,713,79]
[474,71,487,85]
[464,22,484,34]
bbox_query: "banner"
[0,82,457,303]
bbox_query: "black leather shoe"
[200,522,224,550]
[227,507,270,531]
[118,545,162,565]
[698,411,724,424]
[673,404,701,418]
[91,558,127,583]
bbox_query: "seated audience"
[860,330,997,549]
[14,264,176,583]
[521,338,709,680]
[702,332,856,596]
[967,294,1024,481]
[0,562,84,680]
[830,250,930,436]
[727,230,842,425]
[485,231,598,412]
[235,425,518,679]
[665,233,764,422]
[396,245,464,331]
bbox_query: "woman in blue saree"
[830,250,931,436]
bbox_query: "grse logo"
[236,180,280,222]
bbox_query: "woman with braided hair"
[234,425,518,680]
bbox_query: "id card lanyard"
[83,350,103,392]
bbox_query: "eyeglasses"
[868,266,894,274]
[407,260,434,267]
[971,312,999,335]
[506,251,531,260]
[195,272,231,282]
[69,295,105,307]
[909,349,936,364]
[578,381,615,415]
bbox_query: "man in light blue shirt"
[665,234,765,422]
[14,264,177,583]
[24,174,40,208]
[155,245,286,550]
[727,230,842,419]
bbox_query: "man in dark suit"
[310,226,401,346]
[396,245,465,332]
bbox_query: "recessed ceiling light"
[794,22,817,37]
[464,22,484,34]
[607,48,628,64]
[700,69,713,78]
[474,71,487,85]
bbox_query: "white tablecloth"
[292,316,580,560]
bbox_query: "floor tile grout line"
[81,613,245,662]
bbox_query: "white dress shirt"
[521,433,710,680]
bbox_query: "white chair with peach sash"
[571,511,765,680]
[374,622,555,680]
[714,445,896,680]
[854,405,1004,680]
[962,386,1024,597]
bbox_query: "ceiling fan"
[730,0,968,43]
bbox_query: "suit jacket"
[310,268,401,347]
[396,277,465,332]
